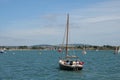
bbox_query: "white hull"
[59,59,83,71]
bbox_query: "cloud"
[80,15,120,23]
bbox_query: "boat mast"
[66,14,69,57]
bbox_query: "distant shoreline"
[0,44,119,51]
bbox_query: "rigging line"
[62,22,67,46]
[60,15,68,55]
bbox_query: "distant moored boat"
[0,49,5,53]
[114,47,120,54]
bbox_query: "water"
[0,50,120,80]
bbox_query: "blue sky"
[0,0,120,46]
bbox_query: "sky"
[0,0,120,46]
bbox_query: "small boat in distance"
[0,50,4,53]
[118,47,120,53]
[59,14,84,71]
[0,48,5,53]
[114,47,120,54]
[82,46,87,54]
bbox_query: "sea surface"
[0,50,120,80]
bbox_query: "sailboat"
[59,14,84,71]
[82,46,87,54]
[114,47,120,54]
[118,47,120,53]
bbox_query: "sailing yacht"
[59,14,84,71]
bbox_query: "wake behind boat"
[59,14,84,71]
